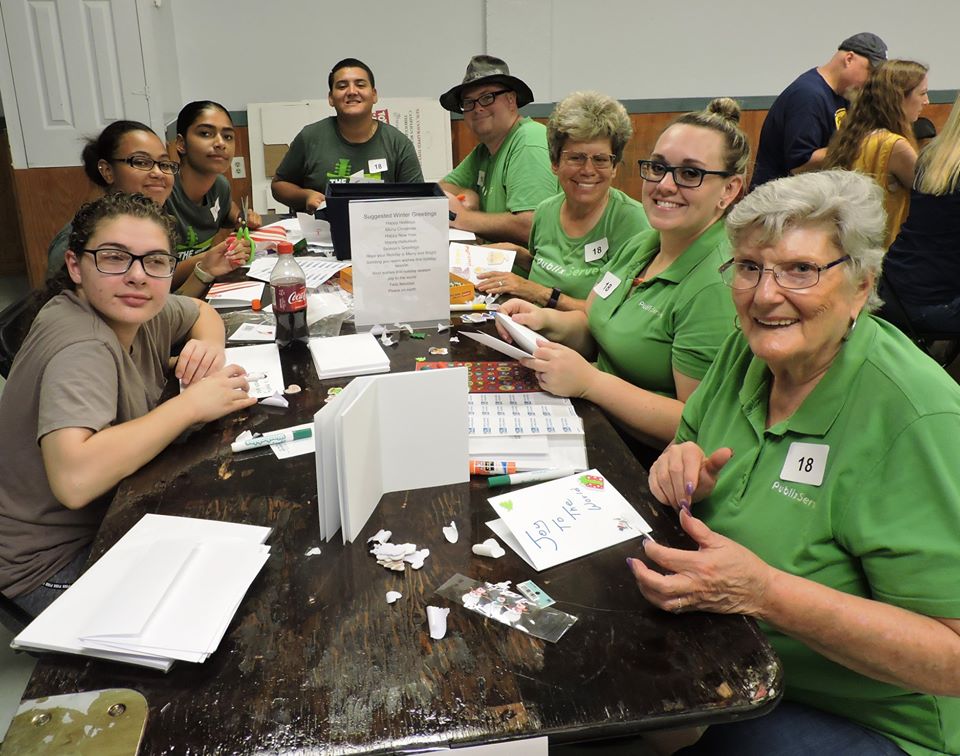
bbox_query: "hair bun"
[706,97,741,124]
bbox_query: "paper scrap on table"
[386,591,402,604]
[435,573,577,643]
[270,422,314,459]
[260,391,289,408]
[304,547,322,556]
[426,606,450,640]
[369,539,429,572]
[368,529,391,544]
[224,343,284,399]
[472,538,505,559]
[442,521,459,543]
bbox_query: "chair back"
[0,292,35,379]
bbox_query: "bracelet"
[546,287,562,309]
[193,262,214,284]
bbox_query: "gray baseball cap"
[839,32,888,66]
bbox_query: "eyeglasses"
[718,255,851,290]
[461,89,511,112]
[82,247,178,278]
[638,159,732,188]
[110,156,180,175]
[560,151,617,169]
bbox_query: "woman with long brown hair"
[824,59,928,246]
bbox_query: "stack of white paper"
[486,469,650,571]
[468,393,588,472]
[315,368,469,543]
[308,333,390,380]
[246,256,349,288]
[12,515,271,670]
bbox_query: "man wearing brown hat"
[439,55,557,245]
[751,32,888,190]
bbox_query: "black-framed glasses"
[718,255,851,290]
[638,159,732,188]
[560,151,617,169]
[110,155,180,175]
[82,247,178,278]
[461,89,511,112]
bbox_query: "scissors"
[234,196,254,264]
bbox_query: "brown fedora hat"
[439,54,534,113]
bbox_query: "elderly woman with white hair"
[631,170,960,755]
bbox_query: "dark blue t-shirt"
[751,68,848,190]
[884,188,960,305]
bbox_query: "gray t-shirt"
[0,291,199,598]
[165,173,233,261]
[274,117,424,211]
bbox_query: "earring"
[842,316,858,342]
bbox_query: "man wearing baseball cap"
[439,55,557,245]
[751,33,888,190]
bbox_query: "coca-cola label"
[273,283,307,313]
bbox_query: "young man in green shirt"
[272,58,424,213]
[439,55,557,245]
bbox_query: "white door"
[0,0,151,167]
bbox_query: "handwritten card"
[486,469,650,571]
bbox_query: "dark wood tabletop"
[21,309,782,754]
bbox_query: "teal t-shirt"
[527,188,650,300]
[677,317,960,756]
[443,117,557,214]
[165,174,233,261]
[586,220,735,396]
[274,117,424,211]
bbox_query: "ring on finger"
[674,597,684,613]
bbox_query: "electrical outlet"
[231,157,246,179]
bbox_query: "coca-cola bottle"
[270,241,309,347]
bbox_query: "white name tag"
[477,169,486,189]
[368,158,388,174]
[584,237,609,263]
[592,271,621,299]
[780,442,829,486]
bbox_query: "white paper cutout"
[386,591,402,604]
[442,521,459,543]
[471,538,506,559]
[427,606,450,639]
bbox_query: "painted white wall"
[163,0,960,115]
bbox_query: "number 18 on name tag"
[780,442,829,486]
[584,237,609,263]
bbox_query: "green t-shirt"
[274,117,424,211]
[443,117,557,214]
[586,220,735,396]
[527,188,650,300]
[676,317,960,756]
[165,174,233,261]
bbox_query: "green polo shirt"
[528,188,650,300]
[586,219,734,396]
[443,117,557,214]
[677,316,960,756]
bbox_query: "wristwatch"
[546,287,562,309]
[193,262,214,284]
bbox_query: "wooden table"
[21,315,781,754]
